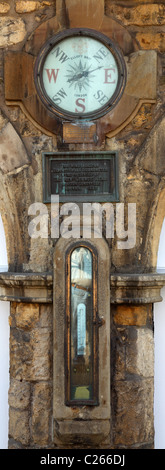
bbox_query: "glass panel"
[70,247,93,401]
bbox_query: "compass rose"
[65,60,102,93]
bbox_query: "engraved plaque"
[63,122,97,144]
[42,151,119,203]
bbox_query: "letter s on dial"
[34,29,126,120]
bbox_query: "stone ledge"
[53,419,110,447]
[0,272,165,304]
[111,273,165,304]
[0,272,53,303]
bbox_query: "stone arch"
[150,188,165,270]
[0,214,9,449]
[0,111,30,270]
[136,115,165,271]
[0,213,8,270]
[154,211,165,448]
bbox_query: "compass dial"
[35,30,126,120]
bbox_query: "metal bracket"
[93,316,105,328]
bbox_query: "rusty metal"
[63,121,97,144]
[93,316,105,327]
[42,151,119,203]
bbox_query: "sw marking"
[52,88,67,105]
[40,454,74,467]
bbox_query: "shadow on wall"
[154,217,165,449]
[0,214,8,272]
[0,214,9,449]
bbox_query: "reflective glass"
[70,247,93,401]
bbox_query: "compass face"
[35,30,126,120]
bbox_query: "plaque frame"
[42,151,119,203]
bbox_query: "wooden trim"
[106,99,156,139]
[5,100,54,137]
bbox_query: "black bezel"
[34,28,127,121]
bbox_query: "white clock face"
[36,31,126,119]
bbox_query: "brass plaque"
[63,122,97,144]
[42,151,119,203]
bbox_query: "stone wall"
[0,0,164,273]
[9,302,53,448]
[111,304,154,448]
[8,301,154,449]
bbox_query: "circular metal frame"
[34,28,127,121]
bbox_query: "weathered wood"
[5,51,62,136]
[57,0,104,29]
[24,16,59,56]
[101,16,138,54]
[4,5,156,142]
[23,94,62,135]
[5,52,35,100]
[5,52,24,101]
[5,46,156,140]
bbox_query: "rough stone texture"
[15,303,39,329]
[15,1,52,13]
[9,303,53,448]
[10,323,51,382]
[31,382,51,446]
[9,379,31,410]
[0,121,30,174]
[113,379,154,447]
[139,117,165,177]
[30,328,51,381]
[9,408,30,446]
[111,304,154,448]
[126,328,154,377]
[0,18,26,47]
[114,305,149,326]
[136,32,165,51]
[108,0,158,4]
[0,110,8,130]
[0,3,10,13]
[10,328,32,380]
[108,4,165,26]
